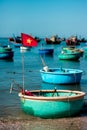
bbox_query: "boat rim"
[18,89,85,101]
[40,68,83,74]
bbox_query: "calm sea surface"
[0,38,87,119]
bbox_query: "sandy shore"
[0,101,87,130]
[0,116,87,130]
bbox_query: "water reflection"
[40,82,81,91]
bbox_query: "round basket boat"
[40,68,83,84]
[18,89,85,118]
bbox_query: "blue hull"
[38,48,54,54]
[40,68,83,84]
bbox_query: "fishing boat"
[9,36,22,48]
[9,36,22,43]
[58,48,82,60]
[40,67,83,84]
[38,48,54,55]
[38,43,54,55]
[62,47,84,57]
[45,35,62,44]
[0,45,14,60]
[66,36,80,46]
[18,89,85,118]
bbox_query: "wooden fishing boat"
[40,68,83,84]
[0,45,14,60]
[9,36,22,48]
[45,35,62,44]
[66,36,80,46]
[45,38,61,44]
[9,36,22,43]
[18,89,85,118]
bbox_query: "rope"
[9,79,22,94]
[73,72,78,89]
[67,96,71,117]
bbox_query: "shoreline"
[0,116,87,130]
[0,101,87,130]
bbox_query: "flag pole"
[21,33,25,90]
[21,51,25,90]
[21,33,38,91]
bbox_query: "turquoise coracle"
[19,90,85,118]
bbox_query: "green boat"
[62,47,84,57]
[84,46,87,56]
[0,45,14,59]
[18,89,85,118]
[58,49,82,60]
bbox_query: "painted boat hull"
[0,46,14,59]
[0,51,14,59]
[19,90,85,118]
[58,53,81,60]
[40,68,83,84]
[63,47,84,57]
[38,48,54,54]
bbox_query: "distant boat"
[38,48,54,55]
[18,89,85,118]
[58,48,82,60]
[62,47,84,57]
[66,36,80,46]
[40,68,83,84]
[9,36,22,48]
[45,35,62,44]
[9,36,22,43]
[0,45,14,60]
[38,43,54,55]
[34,36,41,42]
[45,38,61,44]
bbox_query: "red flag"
[21,33,37,47]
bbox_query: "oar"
[10,82,14,93]
[40,55,46,67]
[10,82,18,93]
[40,55,49,72]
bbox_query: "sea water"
[0,38,87,119]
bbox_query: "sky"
[0,0,87,38]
